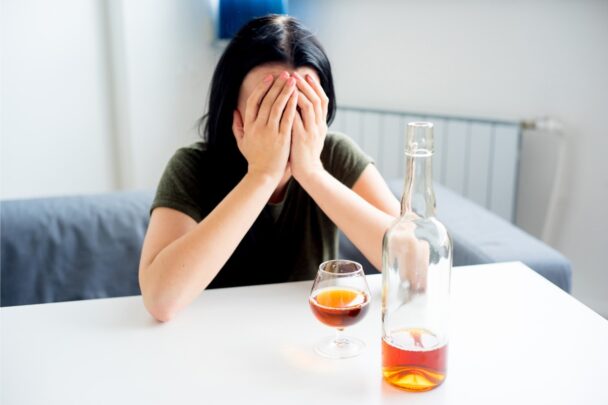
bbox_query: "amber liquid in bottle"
[309,287,370,328]
[382,328,448,391]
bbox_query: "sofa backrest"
[1,191,153,306]
[1,183,573,306]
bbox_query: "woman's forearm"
[297,169,395,270]
[141,172,277,321]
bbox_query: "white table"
[2,262,607,405]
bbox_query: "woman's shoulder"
[322,131,368,162]
[173,141,208,159]
[324,130,351,147]
[166,141,209,171]
[158,141,212,193]
[153,141,211,222]
[321,131,373,188]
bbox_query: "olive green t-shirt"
[151,132,372,288]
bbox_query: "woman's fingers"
[245,74,274,126]
[292,72,323,123]
[269,77,296,129]
[280,91,298,135]
[292,108,305,137]
[257,71,290,124]
[296,90,316,130]
[305,74,329,118]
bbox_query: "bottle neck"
[401,152,436,218]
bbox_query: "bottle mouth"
[406,122,434,156]
[409,122,434,129]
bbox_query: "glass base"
[314,335,366,359]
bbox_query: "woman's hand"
[232,71,298,184]
[290,72,329,182]
[387,221,430,295]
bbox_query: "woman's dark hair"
[200,15,336,192]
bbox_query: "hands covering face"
[232,70,329,183]
[289,71,329,181]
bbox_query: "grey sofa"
[0,182,572,307]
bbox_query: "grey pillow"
[1,191,153,306]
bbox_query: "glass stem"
[334,328,348,346]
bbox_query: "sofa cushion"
[428,182,572,292]
[1,191,153,306]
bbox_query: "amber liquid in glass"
[309,287,370,328]
[382,328,448,391]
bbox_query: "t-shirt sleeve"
[150,146,205,222]
[321,132,374,188]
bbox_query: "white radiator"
[330,107,521,223]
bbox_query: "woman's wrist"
[245,168,283,191]
[293,163,327,190]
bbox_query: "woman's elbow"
[140,274,179,322]
[151,308,175,323]
[142,292,179,322]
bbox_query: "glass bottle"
[381,122,452,392]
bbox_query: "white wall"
[296,0,608,316]
[1,0,217,197]
[2,0,116,198]
[111,0,217,190]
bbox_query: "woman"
[139,15,400,321]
